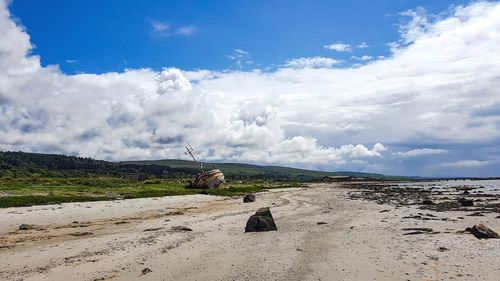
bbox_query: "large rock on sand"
[243,194,256,203]
[245,207,277,232]
[467,224,499,239]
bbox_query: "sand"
[1,183,500,281]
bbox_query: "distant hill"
[0,151,403,181]
[122,159,396,181]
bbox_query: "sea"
[395,179,500,194]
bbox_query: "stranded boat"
[185,142,225,189]
[192,168,225,189]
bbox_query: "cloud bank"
[1,1,500,176]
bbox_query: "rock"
[245,207,277,232]
[141,268,152,275]
[403,215,422,219]
[438,246,449,252]
[402,227,433,232]
[19,224,34,230]
[468,224,499,239]
[402,227,434,235]
[70,231,93,236]
[317,222,327,225]
[458,197,474,206]
[243,194,256,203]
[171,226,192,232]
[422,198,433,205]
[144,227,164,232]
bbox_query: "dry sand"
[1,183,500,281]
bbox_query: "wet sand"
[1,183,500,281]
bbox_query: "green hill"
[121,159,394,181]
[0,151,401,181]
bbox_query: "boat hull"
[193,169,225,189]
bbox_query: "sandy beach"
[1,183,500,281]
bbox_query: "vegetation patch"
[0,177,303,208]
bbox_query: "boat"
[192,169,225,189]
[184,142,225,189]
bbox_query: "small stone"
[19,224,34,230]
[438,247,449,252]
[141,268,152,275]
[143,227,164,232]
[171,226,192,232]
[458,197,474,206]
[467,212,484,217]
[68,232,93,237]
[422,198,433,205]
[468,224,499,239]
[243,194,256,203]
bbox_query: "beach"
[1,183,500,281]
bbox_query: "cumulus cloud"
[156,68,192,95]
[324,43,351,52]
[395,148,448,158]
[285,57,341,68]
[1,1,500,176]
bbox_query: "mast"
[184,141,204,172]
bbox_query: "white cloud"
[65,59,77,63]
[225,49,252,69]
[150,20,196,36]
[285,57,341,68]
[176,25,196,35]
[150,20,169,32]
[351,55,373,61]
[357,42,369,48]
[234,49,249,55]
[439,160,493,168]
[1,1,500,175]
[324,43,351,52]
[156,68,192,95]
[395,148,448,158]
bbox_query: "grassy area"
[0,177,303,208]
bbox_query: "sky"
[1,0,500,177]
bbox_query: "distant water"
[395,179,500,194]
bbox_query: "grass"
[0,177,304,208]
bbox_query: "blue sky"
[11,0,469,73]
[2,0,500,177]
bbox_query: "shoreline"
[1,183,499,280]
